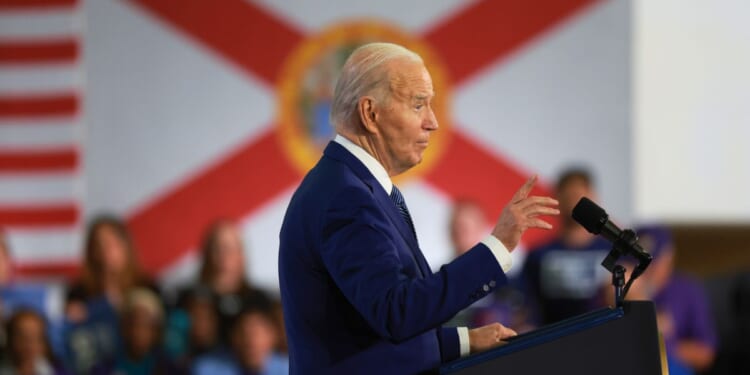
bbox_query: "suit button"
[489,280,496,288]
[483,284,490,292]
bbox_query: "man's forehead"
[388,62,434,97]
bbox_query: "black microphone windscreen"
[572,197,608,235]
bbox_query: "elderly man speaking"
[279,42,559,374]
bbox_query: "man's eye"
[415,105,424,110]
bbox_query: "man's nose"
[424,110,438,131]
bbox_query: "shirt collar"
[333,134,393,194]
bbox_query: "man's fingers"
[517,196,559,208]
[512,175,537,202]
[501,327,518,338]
[524,206,560,217]
[528,218,553,230]
[516,197,558,212]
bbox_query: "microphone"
[572,197,652,277]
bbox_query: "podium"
[440,301,666,375]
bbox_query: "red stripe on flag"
[0,204,78,227]
[0,93,78,118]
[127,0,303,85]
[128,128,300,275]
[0,147,78,172]
[0,38,79,64]
[423,129,557,249]
[424,0,598,84]
[13,261,79,280]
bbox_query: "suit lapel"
[324,142,431,278]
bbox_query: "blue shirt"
[520,237,612,325]
[192,350,289,375]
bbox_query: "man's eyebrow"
[413,93,434,100]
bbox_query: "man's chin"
[409,155,424,169]
[414,153,426,167]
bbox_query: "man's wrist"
[457,327,471,357]
[481,234,512,273]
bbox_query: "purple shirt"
[652,273,718,356]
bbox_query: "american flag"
[0,0,83,279]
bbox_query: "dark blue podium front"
[441,301,665,375]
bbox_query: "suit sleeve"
[319,185,507,345]
[437,327,461,362]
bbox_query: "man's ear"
[357,96,379,134]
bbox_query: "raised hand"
[492,175,559,251]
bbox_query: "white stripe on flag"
[4,227,82,263]
[0,11,82,39]
[0,173,81,204]
[0,123,78,148]
[0,65,81,95]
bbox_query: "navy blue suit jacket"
[279,141,508,374]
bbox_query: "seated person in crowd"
[63,216,158,373]
[632,225,717,374]
[179,220,275,344]
[164,285,219,367]
[91,288,179,375]
[0,229,66,359]
[192,295,288,375]
[446,200,532,332]
[0,228,11,289]
[520,168,611,325]
[0,308,69,375]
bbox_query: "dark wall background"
[672,225,750,277]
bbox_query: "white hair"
[330,42,423,130]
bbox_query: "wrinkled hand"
[469,322,518,354]
[492,175,559,251]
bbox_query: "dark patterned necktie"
[390,185,417,239]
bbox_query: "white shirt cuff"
[457,327,471,357]
[481,234,513,273]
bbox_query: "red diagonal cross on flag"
[125,0,599,275]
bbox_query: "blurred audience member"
[0,230,66,359]
[91,288,178,375]
[188,220,275,343]
[0,309,69,375]
[164,286,219,366]
[192,296,288,375]
[445,200,532,332]
[634,225,717,374]
[63,216,156,373]
[0,230,14,353]
[520,168,610,325]
[67,216,153,315]
[449,200,489,257]
[0,230,10,287]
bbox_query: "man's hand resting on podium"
[469,323,518,354]
[492,175,559,251]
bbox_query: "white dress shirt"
[333,134,513,357]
